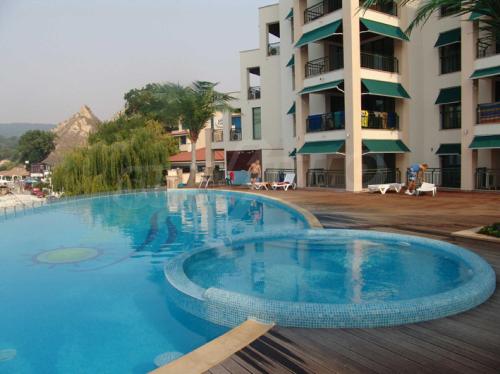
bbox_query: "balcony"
[248,86,261,100]
[306,110,399,133]
[230,128,242,141]
[477,38,500,58]
[212,129,223,143]
[361,110,399,130]
[304,0,342,24]
[305,54,343,78]
[363,1,397,16]
[407,168,461,188]
[307,168,401,188]
[477,102,500,124]
[361,52,399,73]
[267,42,280,56]
[306,112,345,132]
[476,168,500,190]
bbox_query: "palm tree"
[361,0,500,43]
[170,81,233,187]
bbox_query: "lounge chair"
[246,181,269,190]
[271,173,296,191]
[368,183,403,195]
[416,182,437,196]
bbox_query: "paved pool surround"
[164,229,496,328]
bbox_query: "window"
[179,135,187,145]
[267,23,280,56]
[440,44,461,74]
[292,114,296,138]
[291,66,295,91]
[440,5,459,17]
[252,107,262,140]
[440,103,461,129]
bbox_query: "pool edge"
[149,319,273,374]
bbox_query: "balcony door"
[440,155,461,188]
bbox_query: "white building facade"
[207,1,499,191]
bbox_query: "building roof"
[0,166,30,177]
[169,148,224,163]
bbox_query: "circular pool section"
[164,229,496,328]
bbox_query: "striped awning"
[360,18,409,41]
[295,20,342,48]
[435,86,461,105]
[299,80,343,95]
[435,28,461,48]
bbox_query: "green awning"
[470,66,500,79]
[360,18,409,41]
[286,55,295,67]
[287,103,296,115]
[286,8,293,20]
[362,139,411,153]
[361,79,410,99]
[469,135,500,149]
[434,28,461,48]
[289,148,296,158]
[436,143,461,155]
[299,79,343,95]
[295,20,342,48]
[298,140,345,154]
[435,86,461,104]
[469,11,482,21]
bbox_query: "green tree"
[0,135,19,161]
[123,83,181,131]
[167,81,233,186]
[361,1,500,43]
[17,130,56,163]
[52,120,177,196]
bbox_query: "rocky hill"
[44,106,101,166]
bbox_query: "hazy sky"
[0,0,273,124]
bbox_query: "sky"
[0,0,273,124]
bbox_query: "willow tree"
[52,120,178,195]
[169,81,233,186]
[361,0,500,43]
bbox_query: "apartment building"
[206,1,499,191]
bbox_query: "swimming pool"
[165,229,496,328]
[0,190,308,373]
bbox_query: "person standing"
[406,163,428,195]
[248,160,261,189]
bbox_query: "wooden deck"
[206,190,500,374]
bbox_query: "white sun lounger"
[271,173,296,191]
[416,182,437,196]
[367,183,403,195]
[246,181,270,190]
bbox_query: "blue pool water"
[0,190,308,374]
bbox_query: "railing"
[306,168,400,188]
[361,52,399,73]
[304,0,342,23]
[441,106,461,129]
[229,129,242,141]
[212,129,224,143]
[477,102,500,124]
[361,111,399,130]
[476,168,500,190]
[248,86,261,100]
[267,42,280,56]
[306,112,345,132]
[440,53,461,74]
[264,168,296,183]
[305,53,343,78]
[406,167,461,188]
[365,1,397,16]
[476,38,500,58]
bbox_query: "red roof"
[170,148,224,163]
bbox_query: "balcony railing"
[477,102,500,124]
[307,168,400,188]
[248,86,261,100]
[306,111,399,132]
[364,1,398,16]
[306,112,345,132]
[361,111,399,130]
[229,128,242,141]
[440,53,461,74]
[264,168,296,183]
[477,38,500,58]
[305,53,343,78]
[304,0,342,24]
[268,42,280,56]
[406,167,461,188]
[476,168,500,190]
[212,129,223,143]
[361,52,399,73]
